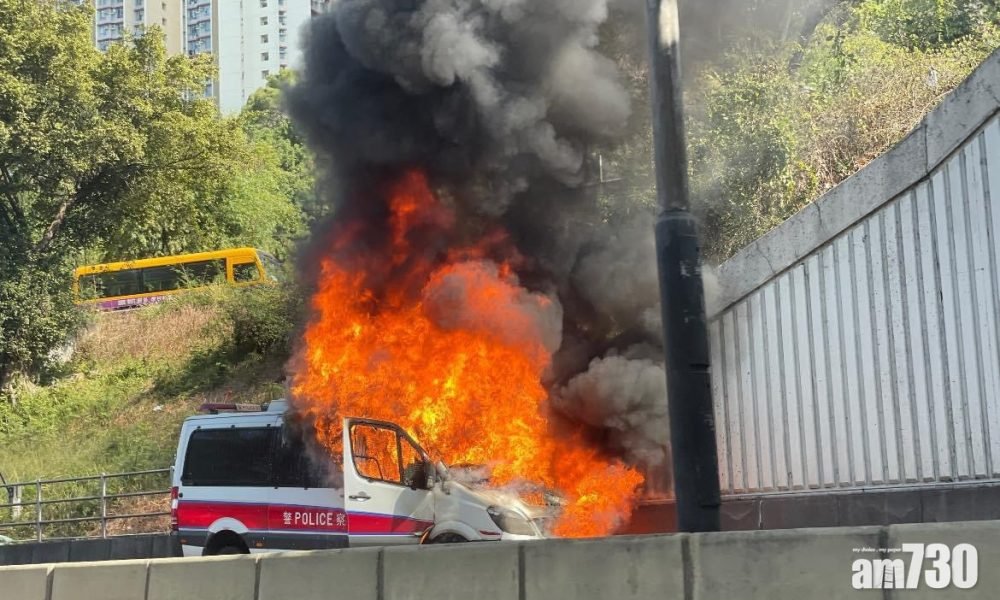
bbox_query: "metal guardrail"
[0,468,172,543]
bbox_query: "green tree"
[856,0,1000,49]
[239,71,321,224]
[0,0,304,396]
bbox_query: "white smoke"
[556,347,669,467]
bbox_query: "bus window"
[232,262,262,283]
[77,274,98,300]
[82,269,143,299]
[141,265,182,293]
[175,259,226,286]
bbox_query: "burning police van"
[171,399,546,556]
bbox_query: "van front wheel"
[431,533,468,544]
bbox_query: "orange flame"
[291,170,643,537]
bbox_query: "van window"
[350,424,401,484]
[181,428,273,486]
[273,429,335,488]
[400,436,425,488]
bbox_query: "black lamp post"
[645,0,722,533]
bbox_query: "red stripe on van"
[346,512,433,536]
[176,500,429,535]
[176,500,269,530]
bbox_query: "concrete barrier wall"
[0,535,179,567]
[3,521,998,599]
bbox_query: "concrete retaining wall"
[0,535,179,567]
[3,521,998,599]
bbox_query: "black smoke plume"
[286,0,670,494]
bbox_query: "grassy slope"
[0,297,286,484]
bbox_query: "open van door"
[342,418,435,547]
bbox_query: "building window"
[278,15,286,25]
[260,16,268,25]
[260,0,267,6]
[134,8,144,21]
[279,47,286,60]
[261,52,269,61]
[279,29,287,42]
[262,70,270,78]
[260,34,268,43]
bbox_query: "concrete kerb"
[50,559,149,600]
[0,564,52,600]
[3,524,1000,600]
[146,554,257,600]
[257,548,380,600]
[522,535,686,600]
[886,520,1000,600]
[382,541,520,600]
[689,526,884,600]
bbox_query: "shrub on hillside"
[689,14,1000,260]
[0,260,85,401]
[221,284,304,359]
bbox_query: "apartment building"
[94,0,184,54]
[188,0,311,114]
[90,0,311,114]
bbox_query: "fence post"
[34,479,42,542]
[11,485,22,519]
[100,473,108,539]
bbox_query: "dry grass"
[75,303,223,367]
[97,495,172,537]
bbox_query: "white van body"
[171,399,544,556]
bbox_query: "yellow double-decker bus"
[73,248,284,311]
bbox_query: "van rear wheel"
[203,530,250,556]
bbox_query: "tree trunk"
[0,360,16,406]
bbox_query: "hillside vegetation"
[600,0,1000,260]
[0,286,296,484]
